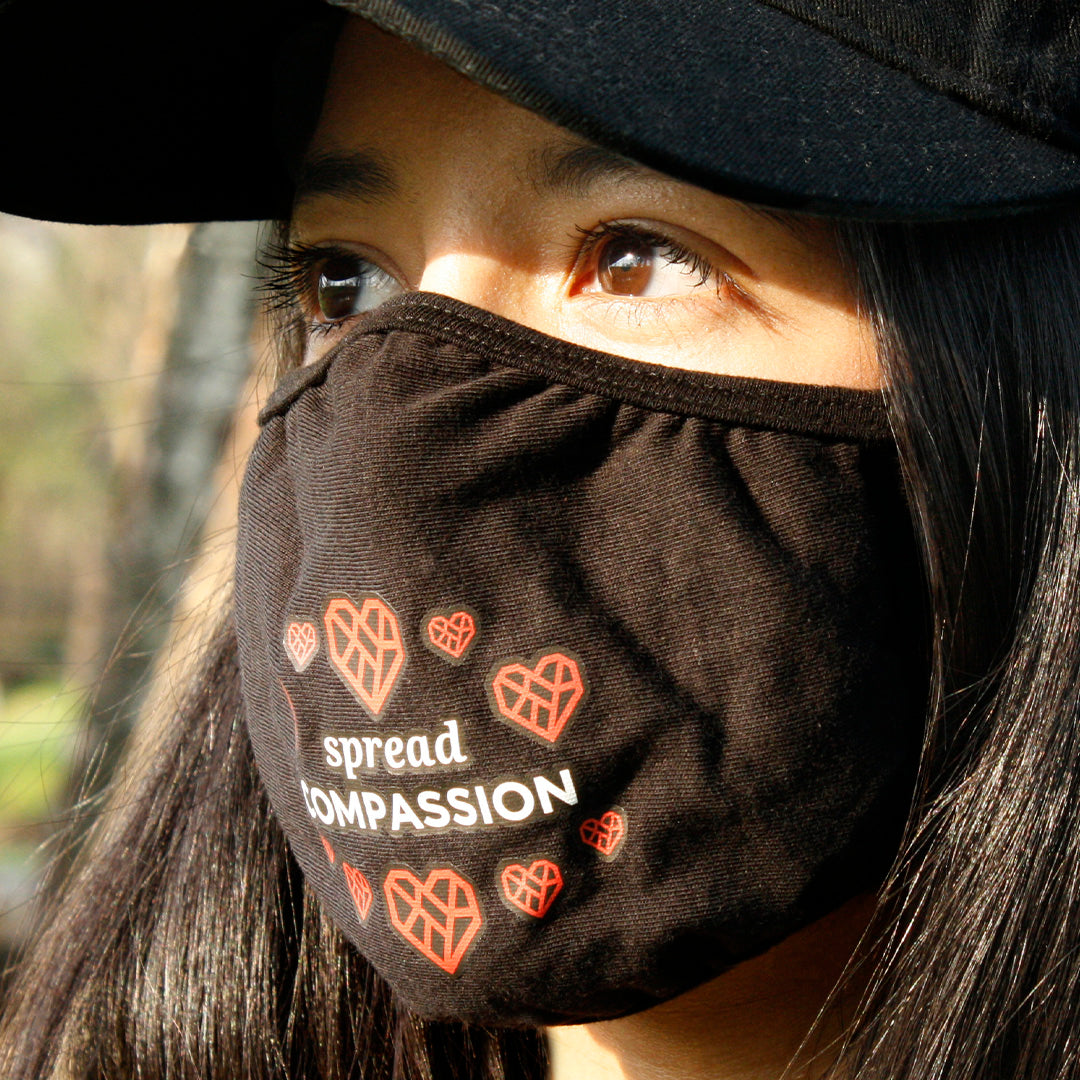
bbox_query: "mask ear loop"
[272,6,346,187]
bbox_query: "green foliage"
[0,214,190,687]
[0,680,82,827]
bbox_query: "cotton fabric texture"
[4,0,1080,222]
[234,292,927,1024]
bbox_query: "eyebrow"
[292,141,816,244]
[525,140,651,196]
[293,149,398,207]
[293,139,650,209]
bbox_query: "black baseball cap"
[2,0,1080,224]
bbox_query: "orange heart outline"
[487,648,587,744]
[343,862,374,923]
[579,808,627,858]
[320,835,336,864]
[383,866,483,975]
[423,605,479,664]
[324,594,406,717]
[499,858,564,919]
[283,619,318,672]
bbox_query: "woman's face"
[284,17,877,388]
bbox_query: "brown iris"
[595,234,655,296]
[317,256,367,321]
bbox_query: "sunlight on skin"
[287,19,879,389]
[289,20,884,1079]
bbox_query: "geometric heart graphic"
[320,835,336,864]
[343,862,374,923]
[425,608,478,663]
[489,651,585,743]
[500,858,563,919]
[579,809,626,857]
[383,867,483,975]
[324,595,406,717]
[284,619,318,672]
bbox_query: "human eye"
[571,221,735,302]
[261,240,404,357]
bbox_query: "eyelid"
[261,239,407,317]
[296,237,410,291]
[614,217,760,280]
[566,218,786,333]
[567,218,755,294]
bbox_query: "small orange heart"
[580,810,626,857]
[284,620,318,672]
[501,858,563,918]
[426,609,477,661]
[343,862,373,923]
[490,651,585,743]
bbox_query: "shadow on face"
[277,17,877,388]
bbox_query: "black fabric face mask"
[234,291,926,1026]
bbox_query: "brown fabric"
[234,293,927,1024]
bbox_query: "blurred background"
[0,214,269,970]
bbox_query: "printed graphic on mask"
[383,866,483,974]
[424,606,479,664]
[300,768,578,833]
[284,620,319,672]
[280,680,303,751]
[321,835,336,863]
[324,595,406,717]
[284,593,586,978]
[580,809,627,858]
[322,719,470,776]
[343,862,375,923]
[236,293,923,1022]
[488,650,587,743]
[499,857,564,919]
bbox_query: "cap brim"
[0,0,316,224]
[3,0,1080,224]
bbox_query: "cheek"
[760,294,880,390]
[545,289,878,389]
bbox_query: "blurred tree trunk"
[70,220,261,802]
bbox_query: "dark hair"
[831,213,1080,1079]
[4,208,1080,1079]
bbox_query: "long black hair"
[831,214,1080,1079]
[3,209,1080,1079]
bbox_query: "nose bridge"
[406,102,540,319]
[417,247,521,313]
[415,171,532,317]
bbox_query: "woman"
[3,2,1080,1078]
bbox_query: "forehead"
[301,19,714,228]
[312,19,564,167]
[298,16,828,267]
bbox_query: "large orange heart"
[343,862,374,923]
[324,595,405,717]
[580,810,626,857]
[284,620,318,672]
[426,609,477,662]
[500,858,563,919]
[383,867,483,975]
[489,651,585,743]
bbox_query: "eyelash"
[573,221,718,290]
[259,239,374,339]
[258,221,729,338]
